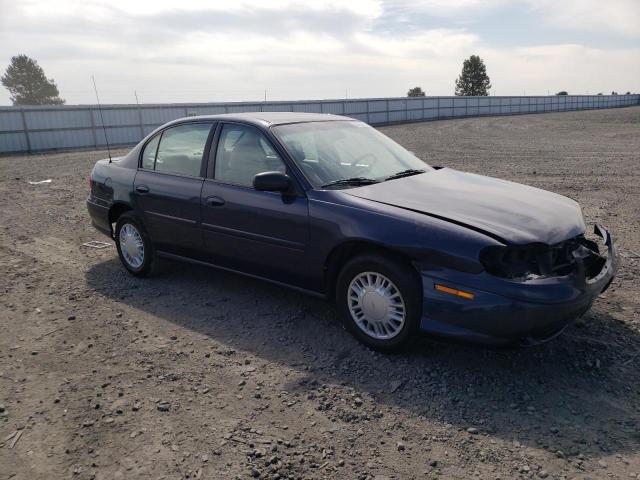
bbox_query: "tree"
[454,55,491,96]
[626,91,631,95]
[556,91,568,95]
[407,86,426,97]
[1,55,65,105]
[611,91,618,95]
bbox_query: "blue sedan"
[87,112,617,350]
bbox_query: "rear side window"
[153,123,212,177]
[141,134,160,170]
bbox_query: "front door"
[134,122,214,255]
[200,122,309,287]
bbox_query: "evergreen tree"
[454,55,491,96]
[1,55,65,105]
[407,86,426,97]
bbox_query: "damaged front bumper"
[418,224,618,345]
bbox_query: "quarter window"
[153,123,212,177]
[214,124,286,186]
[141,134,160,170]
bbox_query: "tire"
[115,212,154,277]
[335,253,422,351]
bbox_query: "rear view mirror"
[253,171,290,192]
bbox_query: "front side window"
[214,124,286,187]
[273,121,432,188]
[153,123,212,177]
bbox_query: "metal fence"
[1,94,638,154]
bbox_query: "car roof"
[166,111,355,128]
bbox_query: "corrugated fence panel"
[388,110,407,122]
[0,110,24,132]
[348,113,368,122]
[94,108,139,127]
[388,99,406,111]
[407,98,423,110]
[0,132,28,152]
[25,109,91,130]
[29,129,94,150]
[1,94,638,153]
[262,103,292,112]
[141,107,188,125]
[227,104,263,113]
[343,101,367,114]
[321,102,344,114]
[187,105,228,115]
[292,103,322,113]
[369,112,388,124]
[97,126,143,146]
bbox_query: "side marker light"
[434,284,475,300]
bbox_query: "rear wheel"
[115,212,154,277]
[336,254,421,351]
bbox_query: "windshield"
[272,120,432,188]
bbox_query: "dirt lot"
[1,107,639,480]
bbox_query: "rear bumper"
[86,197,112,238]
[418,225,618,345]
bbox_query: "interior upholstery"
[218,129,284,186]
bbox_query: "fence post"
[405,97,408,122]
[19,107,32,154]
[89,107,98,148]
[137,105,144,141]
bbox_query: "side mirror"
[253,171,291,192]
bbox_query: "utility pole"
[134,90,140,105]
[264,90,267,102]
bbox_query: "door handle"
[206,196,225,207]
[136,185,150,194]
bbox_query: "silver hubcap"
[119,223,144,269]
[348,272,406,340]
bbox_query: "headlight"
[480,243,552,280]
[480,234,606,281]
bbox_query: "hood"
[345,168,585,245]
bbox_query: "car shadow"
[86,257,640,458]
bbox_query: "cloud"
[526,0,640,39]
[379,0,508,18]
[0,0,638,104]
[481,43,640,95]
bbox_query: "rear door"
[134,122,215,256]
[200,122,310,286]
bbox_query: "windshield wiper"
[321,177,380,188]
[384,169,426,181]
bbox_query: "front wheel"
[115,212,154,277]
[336,254,422,351]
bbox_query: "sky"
[0,0,638,105]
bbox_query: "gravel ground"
[1,107,639,480]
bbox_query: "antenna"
[92,75,112,162]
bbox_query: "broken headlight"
[480,234,607,281]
